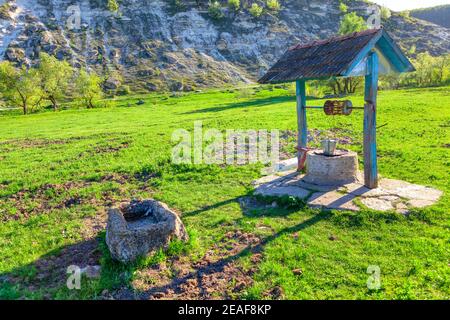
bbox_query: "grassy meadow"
[0,85,449,300]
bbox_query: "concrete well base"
[303,150,361,186]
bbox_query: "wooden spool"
[324,100,353,116]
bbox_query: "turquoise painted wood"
[343,31,413,77]
[376,32,415,73]
[343,32,383,77]
[296,80,307,164]
[363,51,379,189]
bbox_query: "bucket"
[321,139,337,156]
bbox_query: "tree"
[414,52,435,87]
[0,61,41,115]
[434,54,449,84]
[381,52,450,89]
[75,69,103,109]
[338,12,366,36]
[37,53,74,111]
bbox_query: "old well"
[254,142,443,213]
[254,30,442,212]
[106,199,188,263]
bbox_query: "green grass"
[0,85,449,300]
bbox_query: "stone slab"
[252,175,283,187]
[307,191,360,211]
[407,199,436,209]
[255,185,310,200]
[379,179,443,202]
[289,177,339,192]
[360,197,395,212]
[252,173,442,213]
[274,158,298,173]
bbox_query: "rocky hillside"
[410,5,450,29]
[0,0,449,93]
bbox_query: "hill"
[410,5,450,28]
[0,0,449,93]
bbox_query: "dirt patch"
[80,211,108,239]
[78,141,130,157]
[439,121,450,128]
[0,173,154,222]
[112,231,262,300]
[1,181,89,221]
[0,138,68,151]
[0,134,132,155]
[264,286,284,300]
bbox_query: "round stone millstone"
[106,200,188,264]
[303,150,361,186]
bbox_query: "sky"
[371,0,450,11]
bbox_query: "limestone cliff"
[0,0,448,92]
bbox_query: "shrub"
[0,3,11,20]
[380,53,450,89]
[400,10,410,18]
[171,0,185,9]
[228,0,240,12]
[107,0,119,12]
[339,2,348,13]
[338,12,367,35]
[381,6,391,20]
[117,85,131,96]
[249,3,263,18]
[208,1,224,20]
[266,0,281,12]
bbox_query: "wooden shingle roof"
[258,28,414,84]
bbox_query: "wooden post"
[363,51,379,189]
[296,80,307,170]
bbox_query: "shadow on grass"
[182,197,242,218]
[1,186,412,300]
[0,237,103,299]
[183,192,306,220]
[0,208,325,300]
[5,186,402,300]
[180,96,296,115]
[133,212,327,300]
